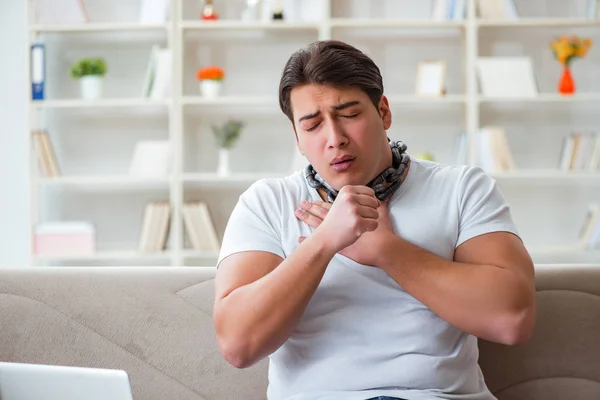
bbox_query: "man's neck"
[317,159,411,203]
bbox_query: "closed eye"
[342,113,358,118]
[306,122,320,132]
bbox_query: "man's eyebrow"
[331,100,360,111]
[297,101,361,123]
[298,110,320,123]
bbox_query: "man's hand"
[294,185,381,254]
[295,194,394,266]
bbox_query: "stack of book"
[32,130,61,178]
[559,132,600,171]
[138,201,171,253]
[182,201,220,253]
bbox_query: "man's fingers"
[359,207,379,220]
[355,194,380,209]
[295,208,322,229]
[341,185,376,198]
[299,200,330,219]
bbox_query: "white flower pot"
[217,148,230,176]
[200,80,222,98]
[80,76,104,100]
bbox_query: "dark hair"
[278,40,384,124]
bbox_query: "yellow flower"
[550,35,592,66]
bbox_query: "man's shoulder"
[242,169,307,204]
[410,156,483,186]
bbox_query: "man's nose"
[326,121,348,148]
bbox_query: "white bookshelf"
[26,0,600,267]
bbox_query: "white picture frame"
[415,60,446,97]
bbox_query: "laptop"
[0,361,134,400]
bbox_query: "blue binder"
[31,43,45,100]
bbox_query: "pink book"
[34,221,96,256]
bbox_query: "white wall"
[0,0,30,267]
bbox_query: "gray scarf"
[304,139,410,203]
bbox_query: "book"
[32,130,60,178]
[182,202,220,252]
[477,126,516,173]
[128,140,171,178]
[34,0,89,24]
[476,57,538,98]
[138,202,171,253]
[558,132,600,171]
[138,0,170,23]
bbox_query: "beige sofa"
[0,265,599,399]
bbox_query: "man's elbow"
[217,335,258,369]
[496,302,536,346]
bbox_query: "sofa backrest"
[478,264,600,399]
[1,265,599,400]
[0,267,268,400]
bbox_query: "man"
[213,40,536,400]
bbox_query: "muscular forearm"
[377,236,535,345]
[215,231,336,368]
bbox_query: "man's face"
[290,83,392,191]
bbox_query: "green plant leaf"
[211,120,244,149]
[70,58,107,79]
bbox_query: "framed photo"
[415,60,446,96]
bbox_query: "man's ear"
[379,95,392,130]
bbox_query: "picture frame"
[415,60,447,96]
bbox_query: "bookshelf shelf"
[477,18,600,28]
[180,95,466,108]
[182,173,285,186]
[329,19,466,29]
[181,96,277,107]
[33,250,173,262]
[36,176,172,188]
[180,250,220,260]
[26,0,600,267]
[31,99,171,109]
[180,20,320,31]
[527,246,600,264]
[387,95,467,104]
[478,93,600,104]
[30,23,170,33]
[490,170,600,182]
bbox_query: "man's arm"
[376,231,536,345]
[214,232,336,369]
[214,185,381,368]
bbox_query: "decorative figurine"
[201,0,218,20]
[272,0,284,20]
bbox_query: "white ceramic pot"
[80,76,104,100]
[217,148,230,176]
[200,80,222,98]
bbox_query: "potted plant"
[70,58,107,100]
[550,35,592,95]
[212,120,243,176]
[196,66,224,98]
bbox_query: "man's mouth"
[330,157,355,172]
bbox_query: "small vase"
[558,67,575,95]
[80,76,103,100]
[217,148,230,176]
[200,80,222,98]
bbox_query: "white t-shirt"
[218,155,520,400]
